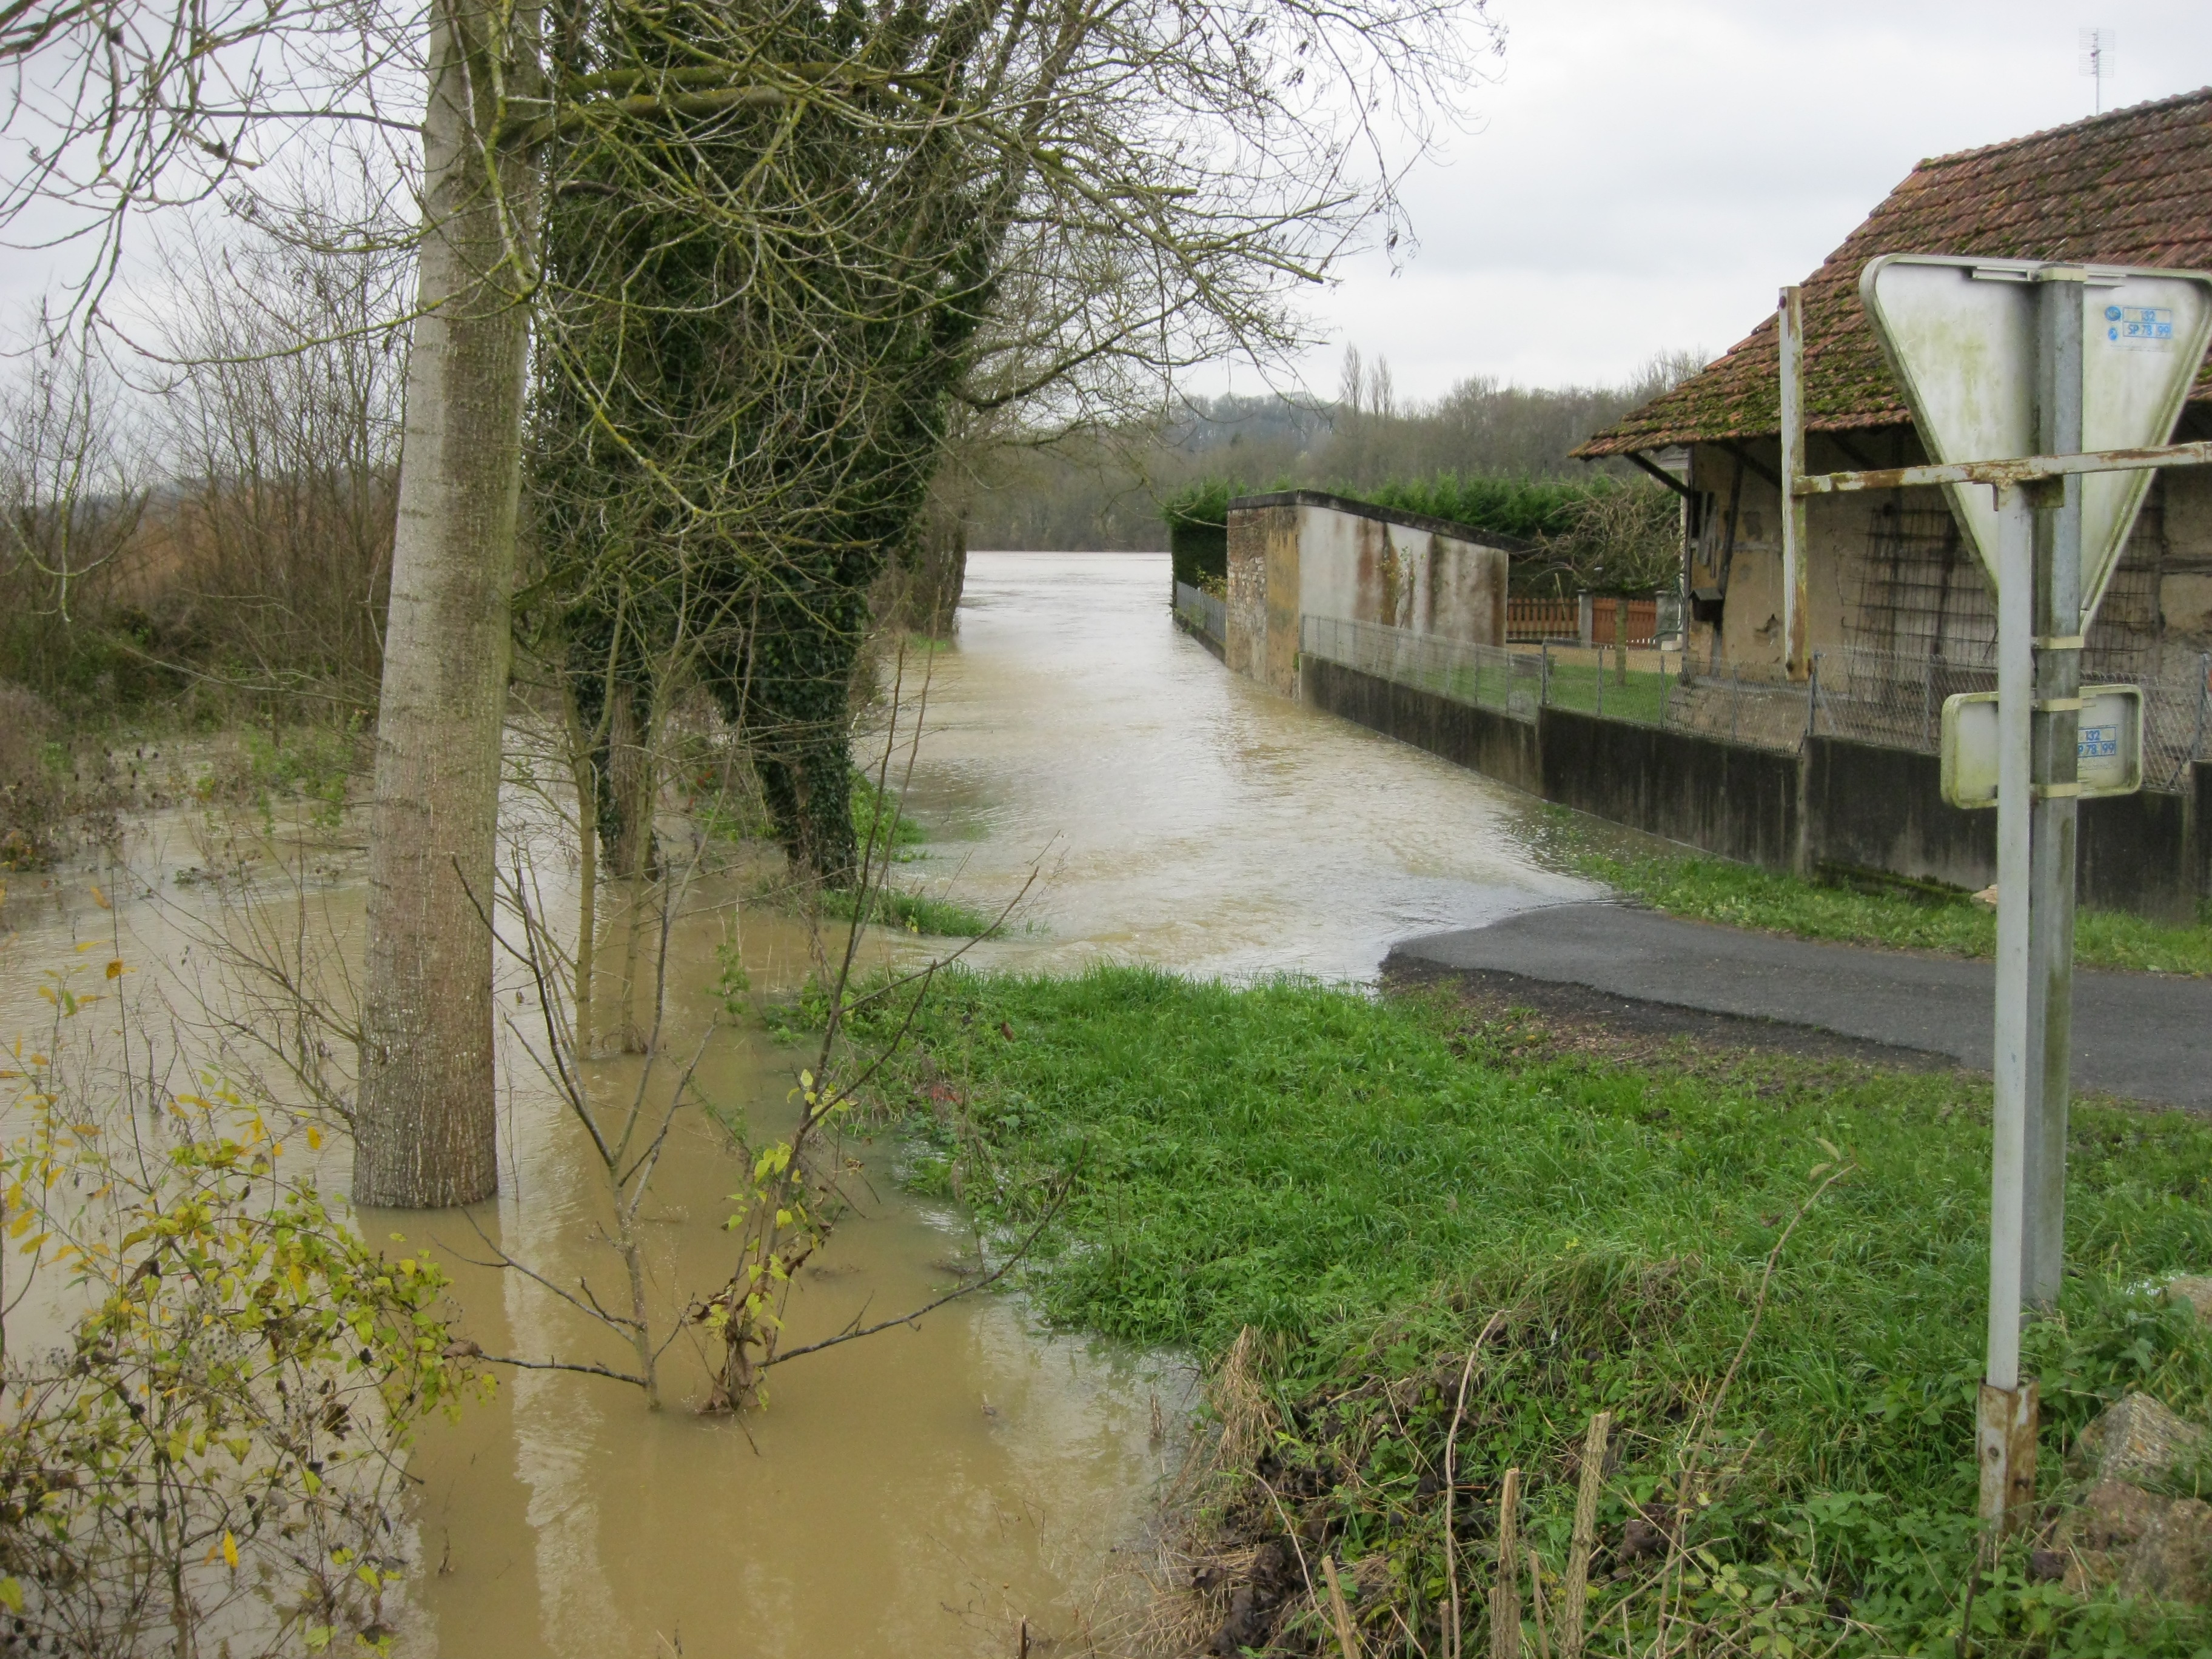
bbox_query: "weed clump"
[0,681,62,865]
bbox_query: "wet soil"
[1380,955,1960,1073]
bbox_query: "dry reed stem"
[1215,1327,1276,1479]
[1656,1165,1852,1655]
[1444,1311,1507,1659]
[1527,1549,1551,1659]
[1490,1467,1523,1659]
[1560,1411,1612,1659]
[1321,1555,1361,1659]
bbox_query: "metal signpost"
[1777,255,2212,1532]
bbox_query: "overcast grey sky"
[1281,0,2212,401]
[7,1,2211,405]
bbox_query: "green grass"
[1557,826,2212,976]
[1537,660,1672,724]
[817,882,994,938]
[859,967,2212,1655]
[851,768,926,864]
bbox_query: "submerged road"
[1390,902,2212,1111]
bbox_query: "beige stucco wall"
[1293,504,1509,645]
[1225,496,1509,697]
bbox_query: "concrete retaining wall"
[1303,657,2208,920]
[1805,740,1995,893]
[1542,708,1801,871]
[1302,657,1541,794]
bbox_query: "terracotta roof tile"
[1575,87,2212,457]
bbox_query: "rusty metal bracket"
[1977,1379,2039,1536]
[1794,438,2212,496]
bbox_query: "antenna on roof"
[2078,28,2116,115]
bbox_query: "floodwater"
[0,550,1586,1658]
[899,551,1589,979]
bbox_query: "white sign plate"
[1939,684,2143,809]
[1859,255,2212,621]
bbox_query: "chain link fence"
[1812,645,2212,791]
[1300,614,1543,720]
[1295,612,2212,782]
[1173,581,1225,652]
[1299,615,1814,749]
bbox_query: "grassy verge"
[1538,660,1673,724]
[856,967,2212,1657]
[817,882,994,938]
[1552,816,2212,976]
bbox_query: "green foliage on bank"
[816,882,995,938]
[865,966,2212,1655]
[1556,823,2212,977]
[1159,470,1644,551]
[850,768,926,863]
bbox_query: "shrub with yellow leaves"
[0,956,479,1655]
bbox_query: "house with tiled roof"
[1576,88,2212,686]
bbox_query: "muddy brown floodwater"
[0,551,1587,1658]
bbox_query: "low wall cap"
[1226,489,1534,554]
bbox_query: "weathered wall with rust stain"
[1296,506,1508,643]
[1224,493,1510,697]
[1225,501,1299,692]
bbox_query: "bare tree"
[3,0,1497,1210]
[154,207,411,711]
[0,346,147,694]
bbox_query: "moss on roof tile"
[1577,86,2212,458]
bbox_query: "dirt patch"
[1380,954,1959,1077]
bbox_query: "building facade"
[1578,89,2212,695]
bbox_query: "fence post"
[1806,652,1823,741]
[1730,665,1741,746]
[2192,653,2212,783]
[1596,649,1604,719]
[1541,643,1550,709]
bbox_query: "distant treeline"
[962,347,1703,552]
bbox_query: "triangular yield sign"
[1859,254,2212,620]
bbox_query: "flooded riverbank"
[0,550,1582,1657]
[898,552,1590,980]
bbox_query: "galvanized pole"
[1778,286,1811,682]
[2022,270,2085,1310]
[1979,482,2039,1534]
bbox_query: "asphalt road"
[1388,902,2212,1110]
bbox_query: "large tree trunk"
[354,0,539,1209]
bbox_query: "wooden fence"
[1505,595,1659,647]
